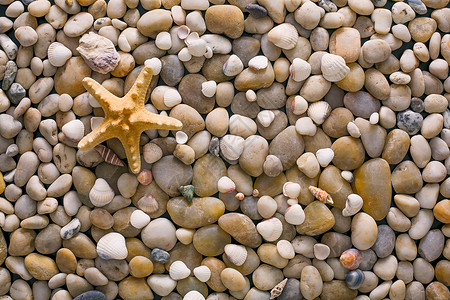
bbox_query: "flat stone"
[371,225,395,258]
[418,229,444,262]
[205,5,244,39]
[218,213,262,248]
[296,202,335,236]
[152,155,193,197]
[167,197,225,229]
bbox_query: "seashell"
[96,232,128,260]
[347,121,361,138]
[321,53,350,82]
[308,186,333,204]
[248,55,269,70]
[223,54,244,76]
[287,198,298,206]
[204,46,213,59]
[340,248,362,270]
[186,32,207,57]
[270,278,288,300]
[193,265,211,282]
[295,117,317,136]
[177,25,191,40]
[178,47,192,62]
[117,34,131,52]
[77,32,120,74]
[307,101,332,125]
[176,228,195,245]
[252,189,260,197]
[163,88,182,108]
[137,169,153,186]
[47,42,72,67]
[90,117,104,131]
[94,145,125,167]
[316,148,334,167]
[144,57,162,75]
[220,135,245,161]
[289,58,311,82]
[291,95,308,115]
[267,23,299,50]
[224,244,248,266]
[257,110,275,128]
[256,217,283,242]
[183,290,205,300]
[345,269,365,290]
[155,31,172,50]
[342,194,363,217]
[61,119,85,142]
[209,136,220,157]
[235,193,245,200]
[217,176,236,193]
[313,243,331,260]
[341,171,354,183]
[176,131,189,144]
[245,89,257,102]
[130,209,150,229]
[201,80,217,98]
[169,260,191,280]
[137,194,159,214]
[369,112,379,124]
[283,182,301,198]
[276,240,295,259]
[179,185,194,202]
[284,204,305,225]
[89,178,115,207]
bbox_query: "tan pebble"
[24,253,58,280]
[408,17,437,43]
[129,256,153,278]
[362,39,391,63]
[84,267,108,286]
[220,268,246,291]
[56,248,77,274]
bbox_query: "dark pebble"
[73,291,106,300]
[151,248,170,263]
[407,0,427,14]
[245,4,268,19]
[278,278,302,300]
[410,97,424,113]
[371,225,395,258]
[418,229,445,262]
[397,110,423,135]
[317,0,337,12]
[358,249,377,271]
[7,83,25,105]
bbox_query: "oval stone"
[318,166,353,210]
[167,197,225,229]
[296,202,335,236]
[218,213,261,248]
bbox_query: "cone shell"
[267,23,299,50]
[217,176,236,193]
[89,178,115,207]
[307,101,332,125]
[183,291,205,300]
[290,58,311,82]
[340,248,362,270]
[201,80,217,97]
[223,54,244,76]
[321,53,350,82]
[256,217,283,242]
[224,244,248,266]
[61,119,85,142]
[342,194,363,217]
[169,260,191,280]
[94,145,125,167]
[96,232,128,260]
[283,182,301,198]
[257,110,275,127]
[284,204,305,225]
[163,88,182,108]
[177,25,191,40]
[248,55,269,70]
[270,278,288,300]
[193,265,211,282]
[220,135,245,161]
[137,194,159,214]
[48,42,72,67]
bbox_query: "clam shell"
[220,134,245,161]
[257,110,275,127]
[291,95,308,115]
[201,80,217,98]
[176,131,189,144]
[183,291,205,300]
[186,32,207,57]
[267,23,299,50]
[224,244,248,266]
[341,171,354,183]
[245,89,257,102]
[137,194,159,214]
[307,101,332,125]
[169,260,191,280]
[217,176,236,193]
[144,58,162,75]
[256,217,283,242]
[289,58,311,82]
[345,269,365,290]
[276,240,295,259]
[61,119,85,142]
[155,31,172,50]
[96,232,128,260]
[283,182,301,198]
[369,112,379,124]
[177,25,191,40]
[248,55,269,70]
[321,53,350,82]
[193,266,211,282]
[163,88,182,108]
[223,54,243,76]
[89,178,115,207]
[284,204,305,225]
[342,194,363,217]
[178,47,192,62]
[48,42,72,67]
[130,209,150,229]
[137,169,153,186]
[316,148,334,167]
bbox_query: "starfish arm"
[82,77,118,110]
[77,122,115,151]
[132,109,183,131]
[119,132,142,174]
[126,66,154,106]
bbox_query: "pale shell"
[223,54,243,76]
[137,194,159,214]
[89,178,115,207]
[307,101,332,125]
[144,58,162,75]
[178,47,192,62]
[291,95,308,115]
[217,176,236,193]
[47,42,72,67]
[257,110,275,127]
[61,119,85,142]
[248,55,269,70]
[284,204,305,225]
[316,148,334,167]
[201,80,217,98]
[220,134,245,161]
[276,240,295,259]
[321,53,350,82]
[314,243,330,260]
[96,232,128,260]
[270,278,288,300]
[177,25,191,40]
[347,121,361,138]
[76,32,120,74]
[224,244,247,266]
[341,171,354,183]
[176,131,189,144]
[245,89,257,102]
[256,217,283,242]
[193,265,211,282]
[289,58,311,82]
[169,260,191,280]
[183,291,205,300]
[369,112,379,124]
[163,88,182,108]
[342,194,363,217]
[155,31,172,50]
[283,182,301,198]
[267,23,299,50]
[90,117,104,131]
[176,228,195,245]
[287,198,299,206]
[130,209,150,229]
[204,46,213,58]
[186,32,207,57]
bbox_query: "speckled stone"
[371,225,395,258]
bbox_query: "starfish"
[78,66,183,174]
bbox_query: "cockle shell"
[130,209,151,229]
[89,178,115,207]
[217,176,236,193]
[345,269,365,290]
[155,31,172,50]
[256,217,283,242]
[307,101,332,125]
[223,54,244,76]
[276,240,295,259]
[94,145,125,167]
[183,291,205,300]
[137,194,159,214]
[246,89,257,102]
[291,95,308,115]
[220,134,245,161]
[267,23,299,50]
[257,110,275,127]
[163,88,182,108]
[137,169,153,186]
[144,57,162,75]
[193,266,211,282]
[341,170,354,183]
[316,148,334,167]
[177,25,191,40]
[248,55,269,70]
[169,260,191,280]
[176,131,189,144]
[321,53,350,82]
[77,32,120,74]
[289,58,311,82]
[308,186,333,204]
[283,182,301,198]
[47,42,72,67]
[224,244,247,266]
[96,232,128,260]
[342,194,363,217]
[340,248,362,270]
[270,278,288,300]
[284,204,305,225]
[61,119,85,142]
[201,80,217,97]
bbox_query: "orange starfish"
[78,66,183,174]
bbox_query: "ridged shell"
[144,57,162,75]
[248,55,269,70]
[176,131,189,144]
[77,32,120,74]
[220,134,245,161]
[223,54,244,76]
[289,58,311,82]
[224,244,247,266]
[183,291,205,300]
[169,260,191,280]
[193,265,211,282]
[256,217,283,242]
[283,182,301,198]
[321,53,350,82]
[177,25,191,40]
[270,278,288,300]
[130,209,150,229]
[48,42,72,67]
[163,89,182,108]
[96,232,128,260]
[257,110,275,127]
[308,186,334,204]
[201,80,216,97]
[276,240,295,259]
[155,31,172,50]
[61,119,84,142]
[284,204,305,225]
[217,176,236,193]
[342,194,363,217]
[137,194,159,214]
[340,248,362,270]
[267,23,299,50]
[316,148,334,167]
[307,101,332,125]
[137,169,153,186]
[345,269,365,290]
[89,178,115,207]
[94,145,125,167]
[291,95,308,115]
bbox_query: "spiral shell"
[193,265,211,282]
[248,55,269,70]
[307,101,332,125]
[224,244,248,266]
[308,186,333,204]
[267,23,299,50]
[340,248,363,270]
[321,53,350,82]
[94,145,124,167]
[270,278,288,300]
[345,269,365,290]
[289,58,311,82]
[183,291,205,300]
[169,260,191,280]
[137,194,159,214]
[48,42,72,67]
[256,217,283,242]
[96,232,128,260]
[163,88,182,108]
[283,182,301,198]
[89,178,115,207]
[201,80,217,98]
[223,54,244,76]
[257,110,275,127]
[284,204,305,225]
[217,176,236,193]
[342,194,363,217]
[220,134,245,161]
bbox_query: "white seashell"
[283,182,301,198]
[118,34,131,52]
[193,266,211,282]
[291,95,308,115]
[175,131,189,145]
[61,119,85,142]
[342,194,363,217]
[276,240,295,259]
[220,134,245,161]
[284,204,305,225]
[313,243,330,260]
[316,148,334,167]
[295,117,317,136]
[245,89,257,102]
[256,217,283,242]
[47,42,72,67]
[90,117,104,131]
[96,232,128,260]
[177,25,191,40]
[204,46,213,58]
[248,55,269,70]
[178,47,192,62]
[201,80,216,98]
[218,176,236,193]
[89,178,115,207]
[186,32,207,57]
[347,121,361,138]
[163,89,182,108]
[289,58,311,82]
[267,23,299,50]
[183,291,205,300]
[223,54,244,76]
[169,260,191,280]
[130,210,150,229]
[307,101,332,125]
[321,53,350,82]
[176,228,195,245]
[144,57,162,75]
[155,31,172,50]
[369,112,379,124]
[341,171,354,183]
[257,110,275,127]
[287,198,298,206]
[224,244,247,266]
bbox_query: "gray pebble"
[418,229,444,262]
[245,4,268,19]
[5,144,18,157]
[443,110,449,129]
[317,0,337,12]
[7,83,25,105]
[151,248,170,263]
[405,281,425,300]
[359,249,378,271]
[371,225,395,258]
[2,61,17,90]
[397,110,423,135]
[73,291,106,300]
[0,153,16,172]
[407,0,427,15]
[321,232,352,258]
[410,97,424,113]
[160,55,184,87]
[278,278,302,300]
[60,218,81,240]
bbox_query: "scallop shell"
[77,32,120,74]
[270,278,288,300]
[345,269,365,290]
[177,25,191,40]
[257,110,275,127]
[193,266,211,283]
[223,54,244,76]
[89,178,115,207]
[256,217,283,242]
[163,89,182,108]
[316,148,334,167]
[342,194,363,217]
[96,232,128,260]
[155,31,172,50]
[267,23,299,50]
[289,58,311,82]
[217,176,236,194]
[137,194,159,214]
[307,101,332,125]
[248,55,268,70]
[130,209,151,229]
[284,204,305,225]
[224,244,248,266]
[61,119,85,142]
[321,53,350,82]
[176,131,189,144]
[201,80,217,98]
[176,228,195,245]
[276,240,295,259]
[283,182,301,198]
[220,135,245,161]
[340,248,362,270]
[291,95,308,115]
[169,260,191,280]
[137,169,153,186]
[178,47,192,62]
[245,89,257,102]
[183,291,205,300]
[308,186,333,205]
[144,57,162,75]
[47,42,72,67]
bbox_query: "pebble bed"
[0,0,449,299]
